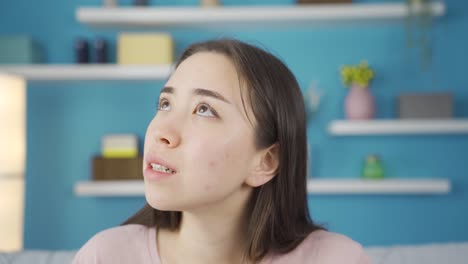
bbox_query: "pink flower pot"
[345,84,375,120]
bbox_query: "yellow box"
[102,149,138,158]
[117,33,173,65]
[101,134,138,158]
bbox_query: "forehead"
[166,52,256,125]
[167,52,240,100]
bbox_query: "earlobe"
[245,143,279,188]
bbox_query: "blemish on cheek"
[209,161,217,167]
[204,184,212,191]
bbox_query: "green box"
[0,36,42,64]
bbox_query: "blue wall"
[1,0,467,249]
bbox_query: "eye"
[195,103,218,118]
[158,98,171,111]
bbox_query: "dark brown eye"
[195,103,215,117]
[199,105,208,113]
[158,99,170,111]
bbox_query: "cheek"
[143,119,156,150]
[204,184,213,191]
[207,151,229,168]
[186,136,237,181]
[199,148,232,192]
[190,141,229,171]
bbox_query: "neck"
[159,185,254,264]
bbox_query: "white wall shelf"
[75,180,144,197]
[74,178,451,197]
[329,119,468,136]
[0,65,172,81]
[76,2,445,28]
[307,178,450,195]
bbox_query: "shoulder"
[72,224,156,264]
[268,230,370,264]
[80,224,152,248]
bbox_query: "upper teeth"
[151,163,175,173]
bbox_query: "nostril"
[154,131,180,148]
[160,138,170,145]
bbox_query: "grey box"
[398,93,453,119]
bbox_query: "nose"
[149,117,181,149]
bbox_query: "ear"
[245,143,279,188]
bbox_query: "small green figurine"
[362,154,385,179]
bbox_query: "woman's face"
[143,52,259,211]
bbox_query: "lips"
[144,153,178,180]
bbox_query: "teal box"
[0,36,42,64]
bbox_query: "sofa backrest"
[365,242,468,264]
[0,250,77,264]
[2,242,468,264]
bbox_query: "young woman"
[73,39,370,264]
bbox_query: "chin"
[145,192,208,213]
[145,192,179,211]
[144,180,179,210]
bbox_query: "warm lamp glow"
[0,74,26,175]
[0,74,26,251]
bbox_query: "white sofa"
[1,242,468,264]
[0,250,76,264]
[365,242,468,264]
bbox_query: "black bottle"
[133,0,148,6]
[75,38,90,64]
[95,38,108,63]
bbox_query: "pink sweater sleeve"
[267,230,371,264]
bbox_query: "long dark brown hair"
[123,38,324,262]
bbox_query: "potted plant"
[340,60,375,120]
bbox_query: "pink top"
[72,224,370,264]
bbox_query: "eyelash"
[157,97,220,118]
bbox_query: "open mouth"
[150,163,176,174]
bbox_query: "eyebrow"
[160,86,231,104]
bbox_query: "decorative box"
[92,156,143,180]
[101,134,138,158]
[0,36,42,64]
[117,33,173,65]
[397,93,453,119]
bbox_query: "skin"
[143,52,279,264]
